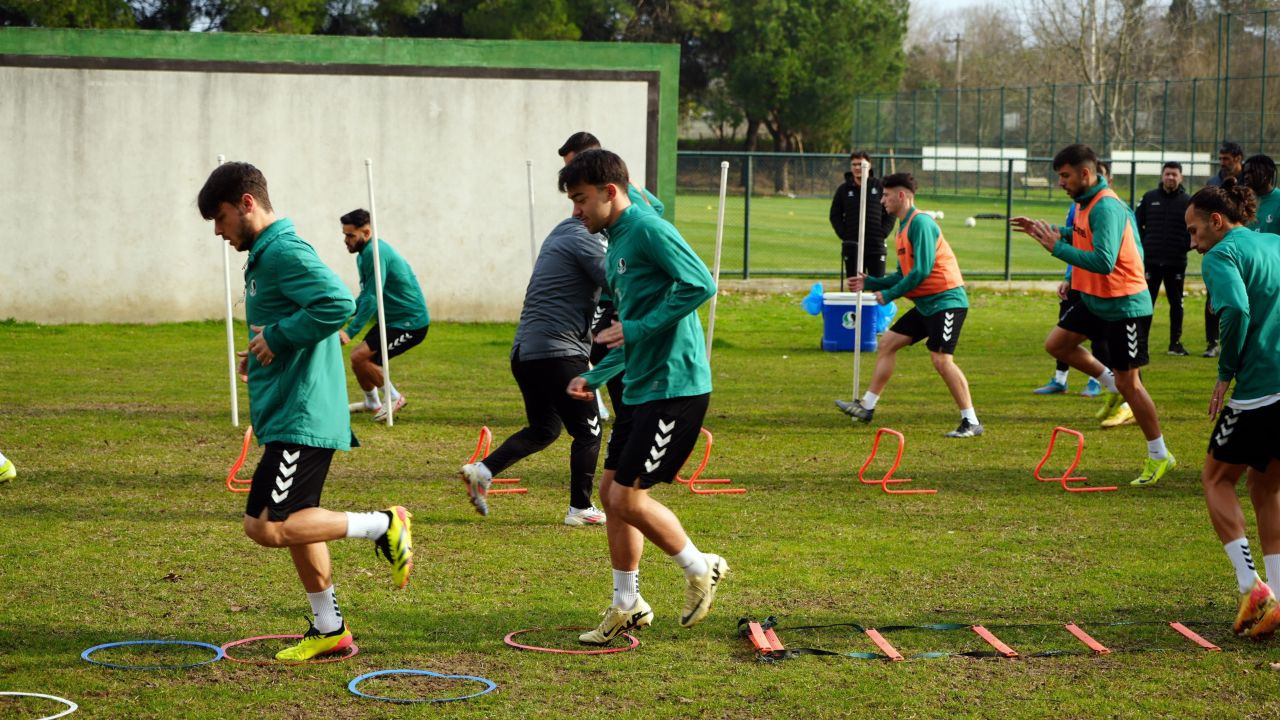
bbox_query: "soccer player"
[198,163,413,661]
[1202,141,1244,358]
[1243,154,1280,234]
[559,149,729,645]
[1186,179,1280,637]
[0,448,14,482]
[1136,161,1193,356]
[338,209,430,423]
[836,173,983,438]
[1011,144,1175,486]
[460,217,609,526]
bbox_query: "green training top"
[581,204,715,404]
[245,218,355,450]
[1201,226,1280,402]
[865,207,968,316]
[1052,176,1153,321]
[345,238,430,337]
[628,183,665,217]
[1249,188,1280,234]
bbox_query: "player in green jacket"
[558,149,729,646]
[338,209,430,423]
[1186,178,1280,637]
[1243,155,1280,234]
[198,162,413,661]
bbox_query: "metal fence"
[676,150,1204,280]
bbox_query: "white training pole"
[365,158,394,427]
[218,153,239,428]
[705,161,730,362]
[526,159,538,267]
[851,159,871,400]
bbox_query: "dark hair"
[558,132,601,158]
[1052,144,1098,172]
[1162,161,1183,172]
[340,208,370,227]
[198,162,272,219]
[1098,160,1112,176]
[1188,177,1257,225]
[558,148,629,192]
[881,172,917,193]
[1242,154,1276,195]
[1219,141,1244,158]
[849,150,870,161]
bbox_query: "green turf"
[0,291,1275,719]
[676,193,1205,280]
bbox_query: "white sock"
[1224,538,1260,594]
[1266,554,1280,598]
[670,539,709,578]
[1146,436,1168,461]
[960,408,978,425]
[307,585,344,634]
[861,391,880,410]
[364,388,380,407]
[345,510,391,540]
[1053,369,1069,385]
[388,383,401,402]
[612,568,639,609]
[1094,369,1118,393]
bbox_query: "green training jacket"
[245,219,355,450]
[345,238,430,337]
[1249,188,1280,234]
[1202,226,1280,402]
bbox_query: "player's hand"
[566,376,595,402]
[1208,379,1230,419]
[1057,280,1070,301]
[594,320,624,349]
[873,291,886,305]
[847,273,867,292]
[339,330,350,345]
[248,325,274,367]
[236,350,249,382]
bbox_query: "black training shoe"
[1167,343,1189,356]
[835,399,874,423]
[944,419,984,438]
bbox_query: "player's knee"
[243,517,282,547]
[929,352,952,372]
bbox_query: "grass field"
[1,290,1277,719]
[675,193,1206,281]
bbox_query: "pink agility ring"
[503,627,640,655]
[220,634,360,665]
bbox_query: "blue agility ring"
[80,640,224,670]
[347,669,497,704]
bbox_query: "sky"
[913,0,989,11]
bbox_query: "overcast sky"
[913,0,988,12]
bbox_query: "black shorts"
[363,325,428,365]
[889,307,967,354]
[1057,300,1150,371]
[1208,402,1280,472]
[605,393,710,489]
[245,443,334,521]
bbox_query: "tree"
[1,0,136,27]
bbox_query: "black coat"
[829,172,894,250]
[1134,184,1191,266]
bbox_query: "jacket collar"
[246,218,294,268]
[1074,176,1109,204]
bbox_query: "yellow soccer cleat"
[1233,578,1279,636]
[1100,402,1135,429]
[375,506,413,588]
[0,459,14,483]
[275,620,353,661]
[1095,391,1124,420]
[1131,454,1176,487]
[680,553,729,628]
[579,596,653,645]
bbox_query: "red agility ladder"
[971,625,1018,658]
[858,428,936,495]
[864,628,905,661]
[1169,622,1221,651]
[1034,426,1117,493]
[226,426,253,493]
[469,426,526,495]
[675,427,746,494]
[1063,623,1111,655]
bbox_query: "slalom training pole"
[217,153,239,427]
[526,159,538,267]
[705,160,729,361]
[851,159,871,400]
[365,158,394,427]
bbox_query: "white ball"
[964,217,977,228]
[936,210,945,220]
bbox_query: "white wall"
[0,65,650,323]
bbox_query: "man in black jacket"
[1135,161,1192,356]
[830,150,893,287]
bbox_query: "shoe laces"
[374,535,393,565]
[299,615,322,639]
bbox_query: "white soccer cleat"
[578,597,653,645]
[564,506,607,526]
[349,401,381,414]
[680,553,729,628]
[372,395,406,423]
[460,462,492,516]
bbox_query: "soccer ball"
[936,210,945,220]
[964,217,977,228]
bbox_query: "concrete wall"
[0,29,679,324]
